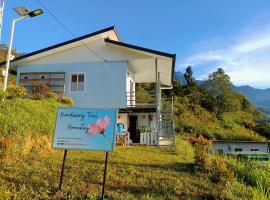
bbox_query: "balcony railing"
[126,91,156,108]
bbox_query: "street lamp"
[2,7,44,91]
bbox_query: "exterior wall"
[17,61,127,108]
[210,142,269,154]
[25,40,148,65]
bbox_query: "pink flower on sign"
[86,116,110,137]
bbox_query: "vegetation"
[0,65,269,199]
[169,67,265,141]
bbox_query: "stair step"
[159,137,175,140]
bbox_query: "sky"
[1,0,270,88]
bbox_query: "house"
[0,26,176,146]
[210,140,270,160]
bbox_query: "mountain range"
[174,71,270,111]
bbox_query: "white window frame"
[70,72,86,93]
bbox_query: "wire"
[36,0,106,61]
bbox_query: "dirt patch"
[22,135,52,155]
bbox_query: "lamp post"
[2,7,43,91]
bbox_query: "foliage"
[30,83,50,99]
[254,124,270,139]
[0,89,8,101]
[190,135,212,171]
[184,66,195,86]
[210,156,233,184]
[226,157,270,198]
[59,96,74,106]
[202,68,236,117]
[46,91,58,100]
[6,85,26,99]
[135,84,154,103]
[170,66,266,141]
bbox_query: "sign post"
[52,108,116,198]
[58,149,68,191]
[101,152,109,199]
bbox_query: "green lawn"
[0,137,230,200]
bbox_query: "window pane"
[71,82,77,91]
[78,74,84,82]
[78,82,84,91]
[72,74,77,82]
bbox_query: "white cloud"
[178,23,270,89]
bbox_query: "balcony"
[126,91,156,109]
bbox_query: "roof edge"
[0,26,119,67]
[105,38,175,58]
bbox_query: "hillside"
[174,70,270,111]
[0,98,269,199]
[0,82,269,199]
[171,68,266,141]
[233,85,270,109]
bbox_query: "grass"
[0,97,270,199]
[0,136,268,200]
[0,139,220,200]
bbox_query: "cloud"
[178,23,270,89]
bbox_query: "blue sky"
[2,0,270,88]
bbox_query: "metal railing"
[126,91,156,108]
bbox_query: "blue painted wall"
[17,61,127,108]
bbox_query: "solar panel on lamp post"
[2,7,44,91]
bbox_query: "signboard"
[52,108,117,151]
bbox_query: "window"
[71,73,85,92]
[235,148,242,152]
[251,149,259,152]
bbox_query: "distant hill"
[174,71,270,110]
[233,85,270,109]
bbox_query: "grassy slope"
[0,138,222,200]
[0,98,269,199]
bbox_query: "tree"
[184,66,194,86]
[202,68,235,116]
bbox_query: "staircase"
[157,97,175,146]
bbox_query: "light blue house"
[3,26,176,146]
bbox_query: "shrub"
[46,92,58,100]
[210,156,233,183]
[6,85,26,99]
[0,89,8,101]
[30,83,50,99]
[190,135,212,171]
[59,96,73,106]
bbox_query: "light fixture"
[13,7,44,17]
[2,6,44,91]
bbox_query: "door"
[129,115,138,143]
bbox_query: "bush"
[6,85,26,99]
[0,89,8,101]
[59,96,73,106]
[30,83,50,99]
[190,135,212,171]
[210,156,233,183]
[46,92,58,100]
